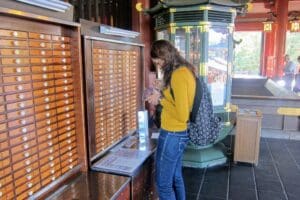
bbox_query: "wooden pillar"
[262,29,276,77]
[132,0,152,87]
[275,0,289,77]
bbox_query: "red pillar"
[275,0,289,77]
[131,0,152,87]
[263,28,277,77]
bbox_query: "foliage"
[286,32,300,62]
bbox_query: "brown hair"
[150,40,196,88]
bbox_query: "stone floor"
[183,134,300,200]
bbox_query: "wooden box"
[0,6,87,200]
[234,109,262,165]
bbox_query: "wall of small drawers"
[0,15,86,199]
[84,39,142,160]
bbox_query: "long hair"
[150,40,196,88]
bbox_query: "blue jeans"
[155,129,189,200]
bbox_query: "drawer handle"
[49,162,54,167]
[40,42,45,47]
[42,74,48,79]
[41,58,46,63]
[47,133,52,138]
[65,107,70,111]
[25,160,31,165]
[44,97,50,102]
[27,183,33,188]
[16,76,22,81]
[67,139,71,144]
[41,50,46,55]
[19,102,25,108]
[28,191,33,196]
[46,112,50,117]
[12,31,18,37]
[69,165,73,169]
[51,176,56,181]
[48,142,53,147]
[68,146,72,150]
[26,167,32,173]
[27,175,32,180]
[20,110,26,116]
[14,49,20,55]
[24,152,30,157]
[68,152,72,157]
[13,41,19,46]
[66,120,70,124]
[66,126,71,131]
[22,127,27,133]
[42,66,47,71]
[49,148,53,153]
[63,79,68,84]
[23,136,28,141]
[63,73,68,77]
[65,113,70,118]
[68,158,73,163]
[43,82,48,87]
[21,119,27,125]
[24,143,29,149]
[64,93,69,98]
[49,156,54,161]
[62,65,67,70]
[62,58,66,63]
[61,37,65,41]
[16,67,22,73]
[50,169,55,174]
[45,104,50,110]
[17,85,23,91]
[40,34,45,39]
[62,51,66,55]
[64,100,69,104]
[46,120,51,125]
[43,90,49,95]
[61,44,65,48]
[67,133,71,137]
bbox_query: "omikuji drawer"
[2,66,31,74]
[53,65,72,71]
[35,109,57,121]
[9,131,36,147]
[57,117,75,129]
[16,183,40,200]
[12,154,38,172]
[14,168,40,187]
[29,41,52,48]
[59,142,76,156]
[33,94,56,105]
[2,75,31,83]
[56,104,74,115]
[54,71,73,79]
[38,144,60,160]
[55,78,73,86]
[41,165,61,182]
[8,116,34,128]
[0,49,29,56]
[35,116,57,129]
[57,124,75,136]
[36,123,57,136]
[4,84,32,94]
[61,160,77,174]
[29,33,51,40]
[59,136,76,149]
[32,73,54,81]
[32,80,55,90]
[7,107,34,119]
[52,36,70,42]
[30,58,53,65]
[53,57,71,64]
[14,175,40,195]
[52,43,70,50]
[55,91,74,101]
[0,122,7,132]
[31,65,54,73]
[30,49,52,56]
[56,98,74,107]
[0,39,28,47]
[39,157,60,173]
[34,102,56,113]
[57,111,75,121]
[0,182,14,200]
[10,139,37,155]
[41,171,61,187]
[39,151,59,167]
[0,29,28,38]
[11,146,38,164]
[53,50,71,57]
[33,87,55,97]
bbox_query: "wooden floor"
[184,135,300,200]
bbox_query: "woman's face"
[151,58,165,71]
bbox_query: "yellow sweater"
[160,66,196,131]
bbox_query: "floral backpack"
[171,77,221,146]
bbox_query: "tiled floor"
[183,135,300,200]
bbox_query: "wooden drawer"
[33,94,56,105]
[57,111,75,121]
[14,168,40,187]
[55,84,74,94]
[59,136,76,150]
[32,73,54,81]
[58,129,75,141]
[29,41,52,48]
[59,142,76,156]
[12,154,38,172]
[55,91,74,101]
[52,35,70,42]
[41,165,61,180]
[33,87,55,97]
[6,99,33,111]
[61,159,77,174]
[54,78,73,86]
[1,57,29,65]
[30,49,52,56]
[8,115,34,128]
[16,183,40,200]
[0,39,27,47]
[52,43,70,50]
[0,121,7,132]
[41,171,61,187]
[34,102,56,113]
[53,57,71,64]
[13,161,39,180]
[0,148,10,161]
[53,64,72,71]
[7,107,34,120]
[0,156,10,169]
[32,80,55,90]
[40,157,60,173]
[0,131,8,141]
[0,29,27,38]
[36,116,57,129]
[11,139,37,155]
[32,65,54,73]
[15,175,40,195]
[39,151,59,167]
[11,146,38,164]
[39,144,60,161]
[38,137,59,153]
[0,182,14,200]
[0,49,29,56]
[35,109,57,121]
[30,57,53,65]
[56,104,74,115]
[54,71,73,79]
[53,50,71,57]
[57,117,75,129]
[56,97,74,108]
[2,66,31,74]
[29,32,51,40]
[9,131,36,147]
[3,75,31,84]
[37,127,57,141]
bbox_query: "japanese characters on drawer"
[0,14,86,200]
[93,46,137,153]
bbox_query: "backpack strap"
[169,76,203,123]
[190,77,203,123]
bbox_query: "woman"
[147,40,196,200]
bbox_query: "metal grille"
[207,10,232,23]
[156,12,170,27]
[173,10,204,23]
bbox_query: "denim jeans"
[155,129,189,200]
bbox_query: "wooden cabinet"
[234,109,262,165]
[0,7,86,200]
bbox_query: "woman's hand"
[146,89,161,106]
